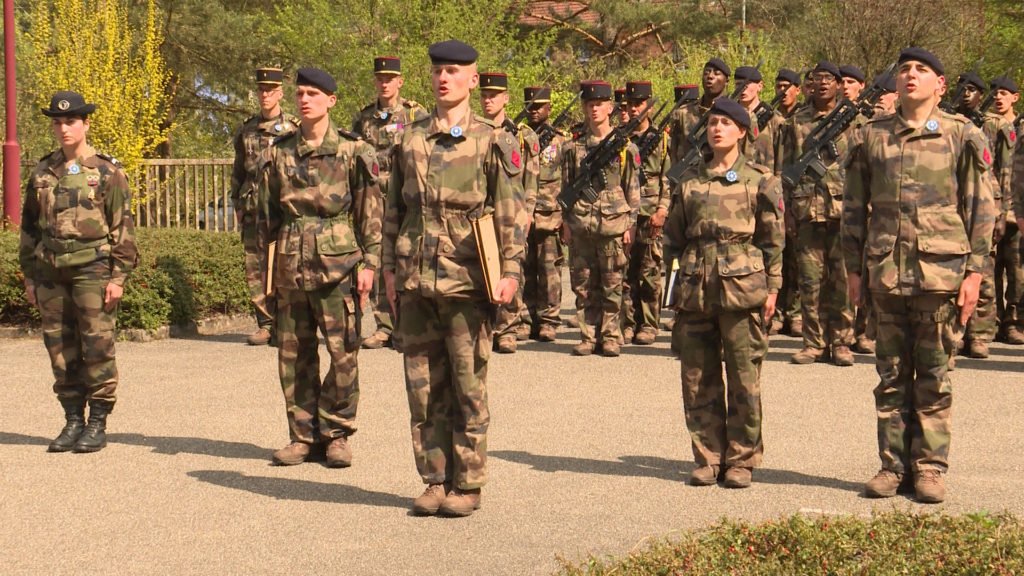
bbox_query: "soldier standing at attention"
[989,76,1024,345]
[523,86,567,342]
[873,74,898,115]
[230,68,298,346]
[262,68,382,468]
[780,61,857,367]
[839,65,866,101]
[843,48,995,503]
[20,91,139,453]
[561,80,641,357]
[774,69,803,120]
[614,88,629,125]
[771,68,803,337]
[664,98,784,489]
[669,58,730,164]
[383,40,523,517]
[352,56,427,350]
[733,66,776,170]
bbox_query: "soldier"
[261,68,382,468]
[734,66,775,170]
[839,65,866,101]
[352,56,427,350]
[523,86,567,342]
[874,74,898,116]
[561,80,641,356]
[843,47,995,503]
[230,68,298,346]
[20,91,139,453]
[623,80,669,345]
[382,40,523,517]
[800,70,814,104]
[664,97,784,488]
[669,58,730,164]
[774,69,803,119]
[614,88,629,125]
[780,61,858,366]
[480,72,540,354]
[772,68,803,337]
[990,76,1024,345]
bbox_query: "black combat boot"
[73,401,113,453]
[48,398,86,453]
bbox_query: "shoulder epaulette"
[403,99,422,109]
[96,153,121,166]
[746,160,771,174]
[477,116,498,129]
[273,132,297,146]
[338,128,361,141]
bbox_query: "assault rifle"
[633,88,699,185]
[536,91,582,150]
[557,97,657,211]
[851,63,898,120]
[781,63,896,189]
[753,90,785,132]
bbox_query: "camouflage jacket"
[741,107,776,175]
[531,123,567,231]
[503,120,541,220]
[230,111,299,214]
[981,111,1013,216]
[780,103,861,223]
[262,121,383,292]
[560,131,641,237]
[842,106,996,296]
[19,147,138,286]
[382,110,525,300]
[630,124,670,217]
[351,97,427,177]
[667,99,713,165]
[663,155,785,313]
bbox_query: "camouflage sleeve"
[778,118,796,201]
[754,174,785,292]
[261,146,282,243]
[352,142,383,270]
[662,181,687,263]
[959,124,997,274]
[522,132,540,216]
[229,126,246,208]
[667,109,684,165]
[381,144,403,275]
[104,166,139,286]
[841,125,870,276]
[1013,142,1024,217]
[656,137,671,212]
[489,131,525,280]
[18,175,41,281]
[996,126,1013,214]
[624,143,642,227]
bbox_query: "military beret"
[873,73,896,93]
[839,65,865,83]
[255,67,284,85]
[674,84,699,102]
[813,61,841,80]
[479,72,508,91]
[524,86,551,104]
[613,87,626,103]
[734,66,762,83]
[41,91,96,117]
[958,72,986,91]
[898,47,944,76]
[296,67,337,95]
[705,57,731,77]
[991,75,1019,94]
[775,68,801,86]
[374,56,401,75]
[625,81,653,101]
[428,39,478,65]
[582,81,613,101]
[709,97,751,130]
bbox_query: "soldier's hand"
[762,293,778,325]
[383,271,397,312]
[495,277,519,305]
[957,272,983,326]
[356,268,375,308]
[994,214,1007,244]
[103,282,124,312]
[847,273,863,307]
[649,207,668,229]
[623,227,635,246]
[23,279,36,307]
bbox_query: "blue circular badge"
[68,163,80,175]
[377,111,390,121]
[725,170,738,183]
[450,126,463,138]
[274,123,282,132]
[926,119,939,132]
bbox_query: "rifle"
[536,91,582,150]
[753,90,785,132]
[633,90,699,186]
[780,62,896,189]
[557,97,657,211]
[851,63,898,120]
[939,58,983,115]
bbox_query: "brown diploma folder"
[472,213,503,304]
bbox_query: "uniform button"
[443,244,453,253]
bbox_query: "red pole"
[2,0,20,229]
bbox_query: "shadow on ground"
[109,433,271,460]
[0,431,49,446]
[188,470,409,509]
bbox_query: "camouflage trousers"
[370,174,394,335]
[398,292,492,490]
[779,234,802,323]
[523,227,564,331]
[35,260,119,404]
[855,296,877,341]
[624,216,664,334]
[241,213,274,329]
[996,221,1023,327]
[796,221,854,349]
[275,282,361,444]
[872,293,958,473]
[965,252,997,343]
[494,283,525,339]
[568,230,626,345]
[675,308,767,468]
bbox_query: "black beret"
[813,61,841,80]
[582,81,613,101]
[734,66,762,83]
[479,72,508,91]
[255,67,284,85]
[625,81,653,101]
[41,91,96,117]
[991,75,1019,94]
[958,72,986,91]
[428,39,478,65]
[709,97,751,130]
[613,87,626,103]
[775,68,801,86]
[674,84,699,102]
[898,47,944,76]
[873,73,896,93]
[374,56,401,75]
[296,67,337,95]
[839,65,865,83]
[524,86,551,104]
[705,57,731,77]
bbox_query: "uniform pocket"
[718,251,768,311]
[915,207,969,292]
[789,188,812,222]
[675,251,704,312]
[865,232,898,291]
[343,295,359,351]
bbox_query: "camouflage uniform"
[523,125,567,334]
[842,106,996,475]
[663,155,784,469]
[561,133,641,349]
[766,108,801,329]
[780,104,858,355]
[383,111,524,490]
[742,109,776,171]
[262,121,382,445]
[20,147,138,409]
[230,111,298,331]
[668,99,713,165]
[1007,129,1024,335]
[351,97,427,340]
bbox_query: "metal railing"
[133,158,236,232]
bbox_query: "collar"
[893,104,944,137]
[48,146,99,175]
[698,153,746,184]
[426,109,474,139]
[296,119,340,157]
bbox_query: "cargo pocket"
[865,232,898,292]
[915,207,970,292]
[788,188,812,222]
[598,196,631,237]
[718,251,768,311]
[675,251,705,312]
[343,295,359,352]
[316,223,360,285]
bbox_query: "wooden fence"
[132,158,236,232]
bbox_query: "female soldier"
[663,98,784,488]
[20,91,138,453]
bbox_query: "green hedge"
[1,227,250,331]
